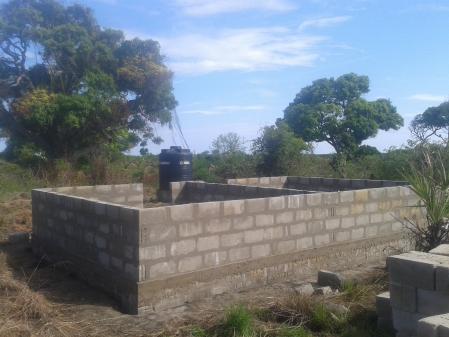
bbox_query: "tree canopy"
[0,0,176,165]
[411,101,449,145]
[283,73,403,159]
[211,132,246,155]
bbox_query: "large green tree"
[283,73,403,173]
[0,0,176,165]
[411,101,449,145]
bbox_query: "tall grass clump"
[219,305,254,337]
[309,303,348,333]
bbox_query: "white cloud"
[298,16,351,30]
[175,0,295,16]
[408,94,448,103]
[155,27,326,75]
[181,105,267,115]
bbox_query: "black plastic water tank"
[159,146,193,190]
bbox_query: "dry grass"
[0,194,32,241]
[0,248,120,337]
[267,295,316,327]
[0,255,60,337]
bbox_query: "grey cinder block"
[294,283,314,296]
[430,245,449,257]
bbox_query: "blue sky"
[3,0,449,154]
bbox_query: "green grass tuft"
[277,326,312,337]
[219,305,254,337]
[190,326,208,337]
[309,303,348,333]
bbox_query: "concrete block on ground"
[294,283,314,296]
[393,308,426,336]
[376,291,392,320]
[436,266,449,292]
[314,286,333,295]
[430,244,449,257]
[417,289,449,316]
[317,270,345,289]
[388,251,449,290]
[417,313,449,337]
[390,282,417,313]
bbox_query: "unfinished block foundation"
[32,177,422,314]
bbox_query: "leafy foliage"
[0,0,176,165]
[253,121,310,176]
[411,101,449,145]
[197,133,255,181]
[211,132,246,155]
[283,73,403,175]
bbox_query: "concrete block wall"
[48,183,143,207]
[228,176,407,192]
[32,179,423,314]
[138,186,420,285]
[170,181,310,203]
[381,249,449,337]
[31,186,142,312]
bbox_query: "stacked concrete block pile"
[378,247,449,336]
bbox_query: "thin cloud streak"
[408,94,448,103]
[181,105,267,115]
[175,0,295,16]
[155,27,327,75]
[299,16,352,30]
